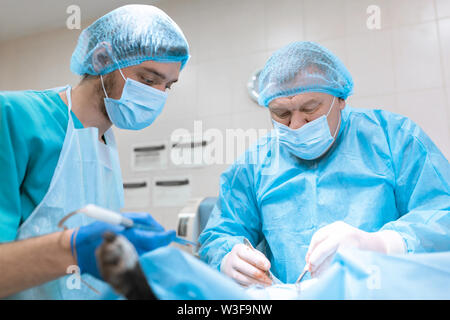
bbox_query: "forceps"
[243,238,281,284]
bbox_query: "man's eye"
[277,112,290,118]
[140,76,155,85]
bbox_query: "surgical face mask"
[272,97,341,160]
[101,69,167,130]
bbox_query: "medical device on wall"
[247,68,263,104]
[176,197,218,255]
[131,141,168,171]
[170,133,213,168]
[152,176,191,207]
[176,198,204,254]
[123,180,150,209]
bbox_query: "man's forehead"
[132,60,181,80]
[269,92,330,110]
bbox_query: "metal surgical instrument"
[64,204,199,248]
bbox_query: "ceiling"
[0,0,160,43]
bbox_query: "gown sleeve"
[380,112,450,253]
[198,161,263,271]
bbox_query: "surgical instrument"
[243,238,281,284]
[295,268,309,284]
[67,204,199,248]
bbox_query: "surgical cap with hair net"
[70,5,190,76]
[258,41,353,107]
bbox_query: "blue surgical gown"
[0,89,83,242]
[198,106,450,283]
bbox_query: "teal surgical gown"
[0,89,83,242]
[198,106,450,283]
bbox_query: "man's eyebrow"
[299,98,320,109]
[140,67,179,84]
[269,106,290,113]
[299,98,322,111]
[140,67,167,80]
[269,98,321,113]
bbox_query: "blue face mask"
[101,69,167,130]
[272,97,341,160]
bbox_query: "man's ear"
[91,42,113,74]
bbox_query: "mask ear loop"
[328,97,342,139]
[99,46,126,99]
[332,108,342,138]
[117,68,126,81]
[57,210,101,296]
[100,67,127,99]
[326,96,336,117]
[100,75,108,99]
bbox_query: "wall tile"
[232,108,272,132]
[344,0,392,35]
[392,22,442,92]
[162,0,203,66]
[435,0,450,19]
[0,27,80,90]
[264,0,304,51]
[346,29,395,96]
[191,166,226,198]
[230,51,271,114]
[114,113,198,174]
[386,0,436,27]
[346,94,397,112]
[438,18,450,88]
[201,114,235,166]
[161,64,198,121]
[396,89,450,159]
[303,0,347,41]
[195,0,266,63]
[196,58,235,118]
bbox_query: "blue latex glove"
[71,212,176,279]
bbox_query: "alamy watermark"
[366,264,381,290]
[66,265,81,290]
[66,5,81,30]
[170,120,280,175]
[366,5,381,30]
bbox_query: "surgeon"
[199,41,450,286]
[0,5,189,299]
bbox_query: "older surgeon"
[199,41,450,286]
[0,5,189,299]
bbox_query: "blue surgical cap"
[70,5,190,76]
[258,41,353,107]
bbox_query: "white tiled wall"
[1,0,449,229]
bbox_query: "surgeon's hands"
[220,243,272,287]
[72,212,175,279]
[305,221,406,278]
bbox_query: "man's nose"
[152,84,167,92]
[289,111,308,129]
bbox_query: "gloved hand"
[220,243,272,287]
[71,212,176,279]
[305,221,406,278]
